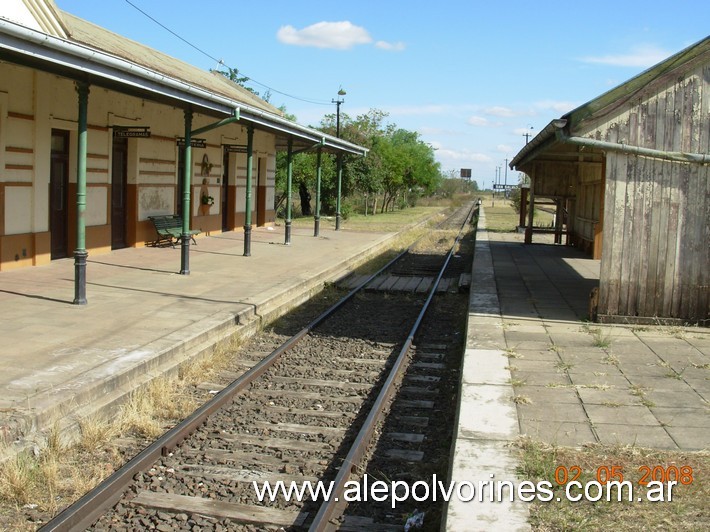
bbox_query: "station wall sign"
[223,144,248,153]
[112,126,150,138]
[177,137,207,148]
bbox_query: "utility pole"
[523,125,534,144]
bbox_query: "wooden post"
[519,187,528,230]
[525,176,535,244]
[554,199,563,244]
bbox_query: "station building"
[510,36,709,324]
[0,0,365,274]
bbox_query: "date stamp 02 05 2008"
[554,465,695,486]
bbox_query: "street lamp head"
[337,87,346,96]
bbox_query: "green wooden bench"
[148,215,200,248]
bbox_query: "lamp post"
[333,88,345,230]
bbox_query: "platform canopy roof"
[0,1,367,156]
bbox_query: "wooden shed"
[510,36,709,325]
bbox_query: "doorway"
[111,136,128,249]
[50,129,70,259]
[256,157,266,226]
[222,149,230,231]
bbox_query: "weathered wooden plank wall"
[596,60,709,322]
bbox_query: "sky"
[54,0,710,190]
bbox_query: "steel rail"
[39,205,471,531]
[308,201,476,531]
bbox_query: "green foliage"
[274,108,441,217]
[509,187,522,213]
[437,173,479,198]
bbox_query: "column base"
[180,235,190,275]
[244,224,252,256]
[73,249,88,305]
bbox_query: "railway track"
[41,203,477,531]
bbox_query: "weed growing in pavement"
[629,384,651,397]
[513,395,532,405]
[602,354,619,366]
[590,327,613,348]
[504,348,523,359]
[554,361,574,372]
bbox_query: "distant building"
[0,0,365,272]
[510,37,709,325]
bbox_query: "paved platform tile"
[649,407,710,428]
[519,420,596,447]
[457,384,519,441]
[517,401,589,423]
[584,404,659,426]
[576,387,640,406]
[594,424,677,450]
[663,426,710,450]
[517,385,581,405]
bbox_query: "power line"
[123,0,333,106]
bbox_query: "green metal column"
[244,125,254,256]
[180,108,193,275]
[73,82,90,305]
[285,138,293,245]
[314,147,322,237]
[335,153,343,230]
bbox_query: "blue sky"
[56,0,709,189]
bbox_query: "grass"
[514,438,710,530]
[590,327,613,348]
[0,333,247,529]
[554,361,574,372]
[478,197,554,233]
[288,205,447,233]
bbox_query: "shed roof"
[510,36,710,171]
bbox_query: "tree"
[212,66,271,102]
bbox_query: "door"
[111,137,128,249]
[50,130,70,259]
[256,157,266,226]
[177,147,185,216]
[221,149,229,231]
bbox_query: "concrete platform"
[0,222,405,446]
[445,208,710,530]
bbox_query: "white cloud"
[375,40,406,51]
[580,44,671,68]
[467,116,489,126]
[433,145,492,163]
[484,106,516,117]
[277,21,372,49]
[496,144,514,154]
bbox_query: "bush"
[509,187,522,214]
